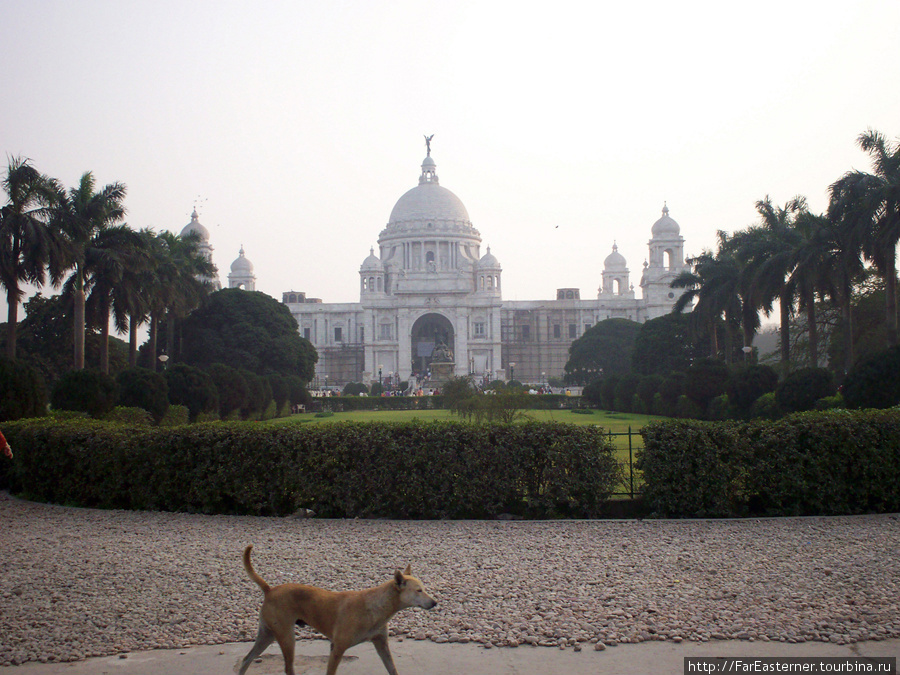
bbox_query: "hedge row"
[314,394,581,412]
[0,420,621,519]
[638,410,900,518]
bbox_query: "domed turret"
[227,246,255,290]
[360,247,382,271]
[604,243,627,270]
[180,208,211,242]
[651,204,680,236]
[477,246,501,269]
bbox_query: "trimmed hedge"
[0,420,621,519]
[638,410,900,518]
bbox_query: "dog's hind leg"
[325,643,347,675]
[372,631,400,675]
[238,619,276,675]
[273,624,297,675]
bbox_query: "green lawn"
[264,407,665,431]
[264,408,663,496]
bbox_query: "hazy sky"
[3,0,899,328]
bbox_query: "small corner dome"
[360,247,382,271]
[230,246,253,273]
[604,244,627,270]
[651,204,680,236]
[477,246,501,269]
[180,208,210,241]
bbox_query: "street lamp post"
[378,365,383,389]
[158,354,169,371]
[509,362,516,382]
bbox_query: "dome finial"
[424,134,434,157]
[662,202,669,216]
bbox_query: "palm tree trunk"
[841,280,854,374]
[806,289,818,369]
[885,248,898,347]
[709,321,718,359]
[5,287,18,360]
[149,312,159,371]
[128,315,138,367]
[166,309,176,362]
[99,296,110,374]
[779,289,791,378]
[74,267,85,370]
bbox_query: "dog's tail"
[243,545,271,594]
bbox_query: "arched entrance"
[410,313,454,376]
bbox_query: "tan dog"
[239,545,437,675]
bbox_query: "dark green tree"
[165,363,218,422]
[267,374,290,414]
[52,369,118,418]
[239,368,273,420]
[179,289,317,379]
[0,356,47,421]
[632,313,705,376]
[207,363,249,420]
[563,318,641,383]
[727,364,778,417]
[842,345,900,409]
[684,358,730,414]
[116,367,168,423]
[775,367,835,413]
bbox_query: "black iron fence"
[605,426,643,498]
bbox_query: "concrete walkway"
[1,638,897,675]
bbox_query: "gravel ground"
[2,491,899,667]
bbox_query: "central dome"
[380,153,477,242]
[388,182,471,226]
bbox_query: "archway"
[410,313,455,376]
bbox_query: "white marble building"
[277,145,690,387]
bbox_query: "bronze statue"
[424,134,434,155]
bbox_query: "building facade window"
[553,324,561,339]
[303,327,311,341]
[334,326,342,343]
[474,322,485,337]
[568,324,577,338]
[379,323,392,340]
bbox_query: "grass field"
[264,408,663,496]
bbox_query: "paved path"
[1,638,897,675]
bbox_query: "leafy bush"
[0,420,622,519]
[51,369,118,418]
[207,363,248,420]
[342,382,369,396]
[815,394,844,411]
[105,406,154,425]
[239,369,273,420]
[160,404,189,427]
[0,357,47,421]
[658,372,686,417]
[684,358,730,414]
[116,367,168,423]
[636,375,663,414]
[707,394,730,420]
[639,410,900,517]
[728,364,778,416]
[675,394,703,420]
[842,345,900,410]
[443,376,475,416]
[165,364,218,423]
[600,375,620,411]
[614,376,639,413]
[267,374,290,414]
[775,367,835,414]
[750,392,781,420]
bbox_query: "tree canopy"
[179,288,317,380]
[564,318,641,383]
[631,313,705,376]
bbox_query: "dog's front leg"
[371,630,400,675]
[325,643,347,675]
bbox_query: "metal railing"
[605,426,643,499]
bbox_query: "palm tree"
[77,224,146,373]
[54,172,127,369]
[142,230,216,370]
[111,227,155,367]
[671,232,743,361]
[0,157,67,359]
[830,129,900,347]
[733,196,805,376]
[789,210,833,368]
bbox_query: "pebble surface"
[1,492,898,666]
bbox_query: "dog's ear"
[403,564,412,576]
[394,569,405,589]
